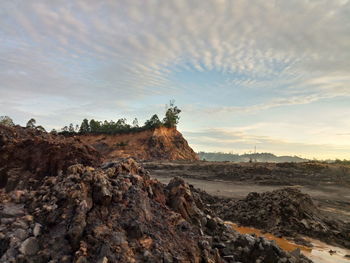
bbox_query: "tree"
[68,123,75,133]
[132,118,139,128]
[79,119,90,134]
[144,114,162,129]
[26,118,36,128]
[36,125,46,132]
[163,100,181,128]
[0,116,14,127]
[89,119,100,133]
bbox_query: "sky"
[1,0,350,159]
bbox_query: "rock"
[0,234,9,258]
[0,203,24,218]
[19,237,39,256]
[13,229,28,241]
[33,223,42,237]
[97,257,108,263]
[290,248,301,258]
[126,221,145,239]
[163,252,173,263]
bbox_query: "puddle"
[225,222,310,252]
[226,222,350,263]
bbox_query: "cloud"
[0,0,349,158]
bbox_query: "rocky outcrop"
[79,127,198,161]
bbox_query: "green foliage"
[0,116,15,127]
[68,123,75,133]
[58,101,182,135]
[132,118,139,128]
[163,100,181,128]
[79,119,90,134]
[26,118,36,128]
[144,114,162,129]
[35,125,46,132]
[89,119,100,133]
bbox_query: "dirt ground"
[144,161,350,223]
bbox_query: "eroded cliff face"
[79,127,199,161]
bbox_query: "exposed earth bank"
[79,127,199,161]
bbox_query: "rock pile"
[0,160,312,263]
[210,188,350,248]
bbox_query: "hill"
[79,126,199,161]
[198,151,308,163]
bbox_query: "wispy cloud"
[0,0,349,157]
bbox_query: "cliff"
[79,126,198,161]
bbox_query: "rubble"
[0,163,312,262]
[207,187,350,249]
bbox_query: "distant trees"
[0,116,14,127]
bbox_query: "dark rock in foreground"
[0,160,311,263]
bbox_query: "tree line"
[0,101,181,135]
[63,102,181,135]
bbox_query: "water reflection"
[226,222,350,263]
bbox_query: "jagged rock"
[0,203,24,218]
[33,223,42,237]
[19,237,39,255]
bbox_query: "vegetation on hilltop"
[61,101,181,135]
[0,101,182,136]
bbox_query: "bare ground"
[144,161,350,225]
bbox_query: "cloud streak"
[0,0,349,157]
